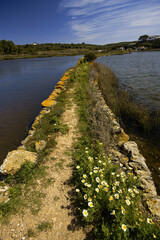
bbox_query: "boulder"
[41,99,56,107]
[0,150,37,175]
[146,198,160,218]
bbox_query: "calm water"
[97,51,160,110]
[96,51,160,194]
[0,56,81,165]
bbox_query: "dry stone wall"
[90,63,160,219]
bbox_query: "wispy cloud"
[59,0,160,44]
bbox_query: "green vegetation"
[37,221,52,231]
[69,61,160,239]
[1,37,159,61]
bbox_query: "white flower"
[76,189,80,192]
[95,188,99,193]
[128,188,133,193]
[122,224,127,231]
[98,160,102,164]
[114,193,119,199]
[93,170,98,173]
[84,194,87,200]
[121,209,126,215]
[87,184,92,188]
[88,202,94,208]
[83,174,87,179]
[88,197,92,202]
[110,210,115,215]
[115,181,120,186]
[111,172,115,175]
[101,181,106,185]
[147,218,154,224]
[89,172,93,175]
[96,177,100,183]
[83,209,88,217]
[76,166,80,169]
[125,199,131,205]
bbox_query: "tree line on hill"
[0,38,160,55]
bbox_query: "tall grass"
[94,62,160,141]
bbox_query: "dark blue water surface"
[0,56,81,164]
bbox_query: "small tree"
[138,35,149,41]
[84,53,97,62]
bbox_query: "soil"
[0,88,87,240]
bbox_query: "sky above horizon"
[0,0,160,45]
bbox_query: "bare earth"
[0,88,86,240]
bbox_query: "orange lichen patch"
[41,98,56,107]
[48,93,58,99]
[52,89,60,95]
[60,75,70,81]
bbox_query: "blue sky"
[0,0,160,45]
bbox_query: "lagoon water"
[0,56,81,165]
[96,51,160,194]
[97,51,160,111]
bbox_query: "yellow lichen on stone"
[118,129,129,143]
[41,99,56,107]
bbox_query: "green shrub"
[84,53,97,62]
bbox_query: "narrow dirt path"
[0,88,86,240]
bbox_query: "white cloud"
[59,0,160,44]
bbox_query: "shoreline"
[0,59,159,239]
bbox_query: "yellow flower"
[93,170,98,173]
[89,172,93,175]
[76,166,80,169]
[83,174,87,179]
[81,179,85,183]
[119,190,122,194]
[109,196,113,201]
[153,234,157,238]
[76,189,80,192]
[83,209,88,217]
[98,185,102,189]
[88,197,92,202]
[122,224,127,232]
[104,187,108,192]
